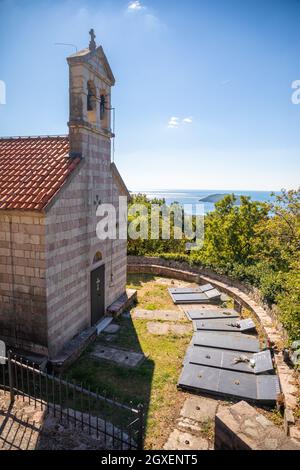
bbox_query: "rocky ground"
[0,391,127,450]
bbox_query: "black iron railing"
[0,351,144,450]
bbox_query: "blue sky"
[0,0,299,191]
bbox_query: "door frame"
[88,257,106,326]
[89,261,106,326]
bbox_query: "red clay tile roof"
[0,136,81,210]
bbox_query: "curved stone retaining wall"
[128,256,285,339]
[128,255,300,429]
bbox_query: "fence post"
[7,350,15,404]
[137,403,144,450]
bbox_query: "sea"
[131,189,278,214]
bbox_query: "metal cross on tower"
[89,29,96,51]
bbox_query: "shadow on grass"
[66,315,154,435]
[126,273,156,288]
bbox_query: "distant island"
[199,193,242,204]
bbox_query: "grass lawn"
[127,273,181,311]
[65,274,282,448]
[66,274,192,449]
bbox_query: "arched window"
[93,251,103,264]
[87,81,96,111]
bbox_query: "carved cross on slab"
[89,29,96,51]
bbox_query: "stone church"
[0,32,129,359]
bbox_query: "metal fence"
[0,351,144,450]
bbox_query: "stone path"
[132,309,186,322]
[136,303,227,450]
[164,395,225,450]
[91,344,145,368]
[146,322,192,336]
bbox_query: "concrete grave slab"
[169,287,203,294]
[163,429,209,450]
[178,363,280,404]
[168,283,214,295]
[90,345,145,368]
[169,287,222,305]
[171,292,209,304]
[171,324,193,335]
[184,346,274,375]
[146,322,192,336]
[199,283,214,292]
[220,293,231,302]
[146,322,170,335]
[185,309,239,321]
[193,318,256,333]
[132,309,185,321]
[205,289,222,300]
[192,331,260,353]
[180,395,218,422]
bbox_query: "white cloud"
[168,117,179,128]
[128,1,144,11]
[183,117,193,123]
[168,116,193,128]
[126,1,164,31]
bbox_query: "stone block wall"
[215,401,300,450]
[45,130,127,357]
[0,210,47,355]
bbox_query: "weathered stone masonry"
[0,36,128,358]
[0,211,47,354]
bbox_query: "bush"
[276,264,300,341]
[127,190,300,341]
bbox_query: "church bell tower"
[67,30,115,158]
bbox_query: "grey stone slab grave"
[171,292,209,304]
[180,395,218,422]
[184,346,274,375]
[205,288,221,300]
[90,345,145,368]
[192,331,260,353]
[168,283,214,295]
[133,309,184,321]
[168,287,203,294]
[193,318,256,333]
[184,346,253,373]
[199,283,214,292]
[186,309,239,321]
[147,322,191,336]
[253,351,274,374]
[220,293,231,302]
[178,363,280,404]
[163,429,209,451]
[257,375,281,402]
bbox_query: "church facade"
[0,32,129,358]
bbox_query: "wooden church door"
[91,265,105,325]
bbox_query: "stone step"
[107,289,137,317]
[50,326,97,371]
[95,316,113,335]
